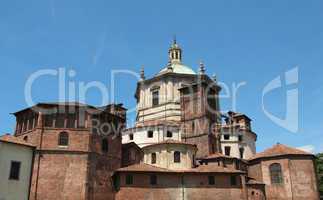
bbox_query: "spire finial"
[140,66,145,81]
[212,74,217,82]
[173,35,177,44]
[199,60,205,75]
[168,36,182,64]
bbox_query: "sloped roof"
[117,163,171,172]
[0,134,35,148]
[201,152,234,159]
[249,143,313,161]
[246,179,265,185]
[158,63,196,76]
[142,139,197,149]
[116,163,244,174]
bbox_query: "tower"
[179,73,222,158]
[168,38,182,64]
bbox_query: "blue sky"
[0,0,322,153]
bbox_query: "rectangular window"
[125,174,133,185]
[208,176,215,185]
[44,115,53,127]
[174,151,181,163]
[129,134,134,140]
[224,146,231,156]
[148,131,154,138]
[9,161,21,180]
[224,134,230,140]
[230,176,237,186]
[66,114,76,128]
[166,131,173,138]
[238,135,243,142]
[152,90,159,106]
[239,148,244,159]
[151,153,157,164]
[150,175,157,185]
[55,113,65,128]
[28,118,33,130]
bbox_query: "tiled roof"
[142,140,197,149]
[246,179,265,185]
[188,165,244,173]
[249,143,312,161]
[122,142,143,152]
[117,163,171,172]
[116,163,244,174]
[0,134,35,148]
[201,152,234,159]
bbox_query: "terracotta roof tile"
[246,179,265,185]
[201,152,234,159]
[249,143,312,161]
[0,134,35,147]
[142,139,197,149]
[117,163,171,172]
[116,163,244,174]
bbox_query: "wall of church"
[115,173,245,200]
[247,184,266,200]
[220,128,256,159]
[252,157,320,200]
[185,134,217,159]
[29,153,89,200]
[122,125,181,147]
[142,143,196,170]
[136,76,194,124]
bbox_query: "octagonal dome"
[158,63,196,75]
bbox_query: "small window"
[230,176,237,186]
[152,90,159,106]
[269,163,283,184]
[125,174,133,185]
[44,114,53,127]
[58,132,69,146]
[224,134,230,140]
[166,131,173,138]
[174,151,181,163]
[192,121,195,133]
[66,114,76,128]
[148,131,154,138]
[238,135,243,142]
[224,146,231,156]
[208,176,215,185]
[102,138,109,152]
[28,119,33,130]
[23,136,28,142]
[239,148,244,159]
[151,153,157,164]
[55,114,65,128]
[150,175,157,185]
[9,161,21,180]
[129,134,134,140]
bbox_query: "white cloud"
[297,145,315,153]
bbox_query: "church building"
[1,40,320,200]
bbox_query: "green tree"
[316,153,323,198]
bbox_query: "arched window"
[102,138,109,152]
[269,163,283,184]
[23,136,28,142]
[58,132,69,146]
[151,153,156,164]
[174,151,181,163]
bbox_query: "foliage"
[316,153,323,198]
